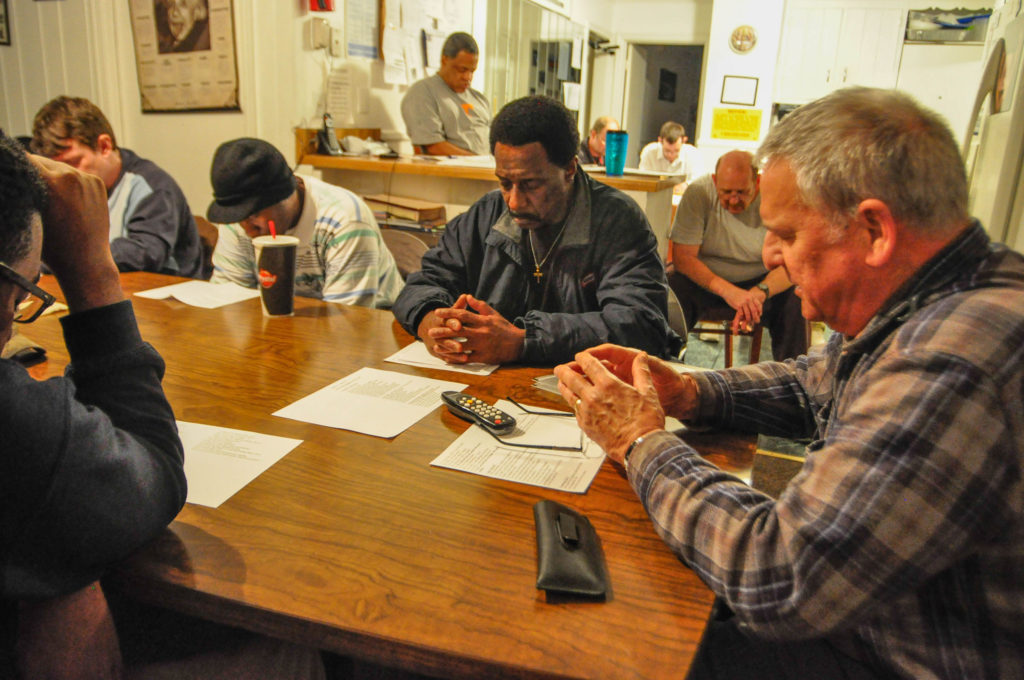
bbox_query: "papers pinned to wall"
[346,0,380,59]
[327,66,354,125]
[383,24,408,85]
[562,82,581,111]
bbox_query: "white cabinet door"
[834,6,906,90]
[775,5,844,103]
[776,2,905,103]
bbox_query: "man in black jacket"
[393,96,678,365]
[0,132,187,677]
[0,135,324,680]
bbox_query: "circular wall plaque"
[729,25,757,54]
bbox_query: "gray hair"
[758,87,967,236]
[442,32,478,59]
[590,116,617,135]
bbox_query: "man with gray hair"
[577,115,619,166]
[554,87,1024,679]
[401,32,491,155]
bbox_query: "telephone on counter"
[317,113,343,156]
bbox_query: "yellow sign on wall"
[711,108,762,141]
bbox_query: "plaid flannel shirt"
[629,223,1024,679]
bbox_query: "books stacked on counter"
[364,193,447,231]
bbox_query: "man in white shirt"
[639,121,704,184]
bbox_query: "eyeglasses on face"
[716,187,754,199]
[0,261,56,323]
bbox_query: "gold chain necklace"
[528,221,570,282]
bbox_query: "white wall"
[610,0,713,44]
[696,0,784,168]
[0,0,475,218]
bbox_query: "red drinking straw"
[268,219,277,238]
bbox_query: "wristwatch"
[623,434,646,472]
[756,282,771,299]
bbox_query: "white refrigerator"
[964,3,1024,252]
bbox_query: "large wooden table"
[28,272,754,679]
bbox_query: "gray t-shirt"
[400,74,491,155]
[669,173,767,282]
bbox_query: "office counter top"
[294,129,679,259]
[298,151,679,193]
[294,127,677,192]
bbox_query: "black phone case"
[533,500,610,599]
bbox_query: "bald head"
[713,150,759,214]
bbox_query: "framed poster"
[0,0,10,47]
[128,0,240,112]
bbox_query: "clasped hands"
[418,294,526,365]
[553,344,699,465]
[721,283,766,334]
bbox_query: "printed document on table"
[274,367,466,438]
[135,280,259,308]
[177,421,302,508]
[431,400,605,493]
[385,341,498,375]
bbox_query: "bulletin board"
[375,0,474,86]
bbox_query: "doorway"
[622,44,704,166]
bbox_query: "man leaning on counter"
[400,32,491,156]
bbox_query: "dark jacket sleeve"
[392,197,505,336]
[111,188,178,273]
[110,152,202,278]
[0,301,187,600]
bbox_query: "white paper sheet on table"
[134,281,259,308]
[177,421,302,508]
[384,341,498,375]
[273,367,467,438]
[431,399,604,493]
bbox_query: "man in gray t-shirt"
[668,149,808,360]
[401,32,491,156]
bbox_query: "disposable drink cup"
[252,235,299,316]
[604,130,628,177]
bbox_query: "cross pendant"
[533,266,544,282]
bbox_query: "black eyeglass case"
[533,500,610,600]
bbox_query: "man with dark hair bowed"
[393,95,679,365]
[0,131,187,678]
[556,87,1024,680]
[401,32,491,155]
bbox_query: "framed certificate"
[720,75,759,107]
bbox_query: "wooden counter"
[295,129,678,258]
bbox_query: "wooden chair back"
[193,215,219,280]
[381,229,430,280]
